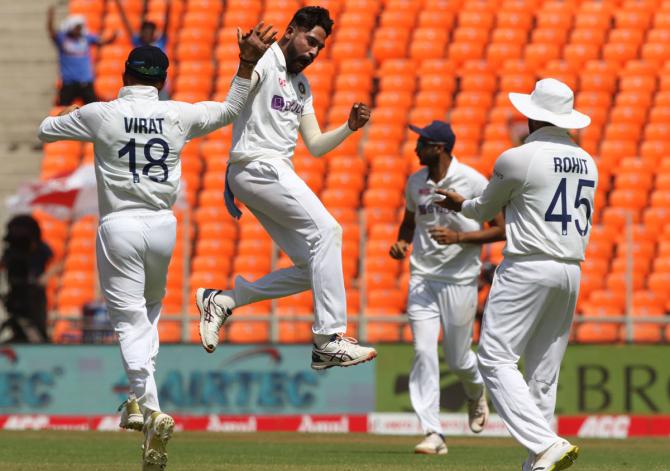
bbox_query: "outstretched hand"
[348,102,371,131]
[434,189,465,212]
[238,22,277,64]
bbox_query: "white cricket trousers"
[478,255,580,455]
[96,209,176,413]
[227,158,346,335]
[407,276,484,435]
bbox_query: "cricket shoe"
[196,288,233,353]
[118,398,143,431]
[414,432,448,455]
[532,439,580,471]
[311,334,377,370]
[467,389,489,433]
[142,411,175,470]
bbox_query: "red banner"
[0,414,667,437]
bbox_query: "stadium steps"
[0,0,59,226]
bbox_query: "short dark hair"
[289,6,334,36]
[141,21,157,31]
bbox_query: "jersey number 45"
[544,177,595,236]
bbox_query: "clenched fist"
[389,240,410,260]
[348,102,371,131]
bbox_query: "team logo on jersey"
[270,94,305,115]
[419,188,432,195]
[278,77,287,88]
[298,82,306,95]
[271,95,285,110]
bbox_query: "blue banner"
[0,345,375,414]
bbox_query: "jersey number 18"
[544,178,595,236]
[118,138,170,183]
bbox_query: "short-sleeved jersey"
[38,80,250,217]
[55,32,98,84]
[462,126,599,262]
[230,43,315,163]
[405,158,489,284]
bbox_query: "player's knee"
[318,218,342,243]
[413,343,435,360]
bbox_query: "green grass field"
[0,431,666,470]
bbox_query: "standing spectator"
[115,0,170,51]
[0,215,61,343]
[47,6,117,105]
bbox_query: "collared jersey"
[38,80,250,217]
[461,126,598,262]
[230,43,315,163]
[406,158,489,284]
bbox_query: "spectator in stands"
[115,0,170,51]
[114,0,171,99]
[47,6,117,105]
[0,215,61,343]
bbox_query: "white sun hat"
[509,78,591,129]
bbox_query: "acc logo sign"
[577,415,630,438]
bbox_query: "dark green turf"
[0,431,666,470]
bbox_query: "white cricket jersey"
[462,126,598,262]
[406,158,489,284]
[38,79,250,217]
[230,43,315,163]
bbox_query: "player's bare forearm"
[397,209,415,244]
[459,212,505,244]
[459,226,505,244]
[236,62,255,79]
[397,223,414,245]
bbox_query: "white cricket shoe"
[532,439,580,471]
[414,432,448,455]
[467,389,489,433]
[142,411,175,470]
[118,398,143,431]
[196,288,233,353]
[311,334,377,370]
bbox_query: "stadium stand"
[42,0,670,344]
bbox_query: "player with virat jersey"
[37,25,275,469]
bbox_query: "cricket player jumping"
[437,79,597,471]
[196,7,377,370]
[38,25,274,469]
[390,121,505,455]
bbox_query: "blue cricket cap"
[408,120,456,153]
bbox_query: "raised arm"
[47,6,57,43]
[299,102,370,157]
[113,0,135,39]
[186,23,276,138]
[162,0,171,37]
